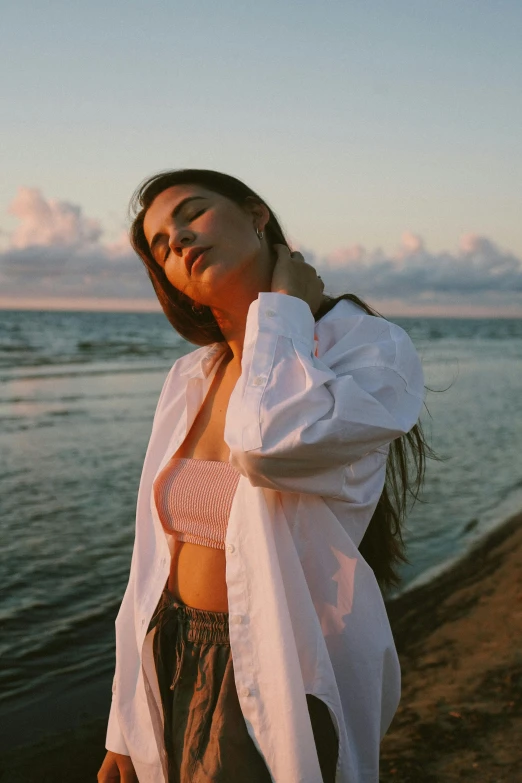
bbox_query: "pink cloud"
[8,187,102,249]
[397,231,425,257]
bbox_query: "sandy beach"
[1,510,521,783]
[380,509,522,782]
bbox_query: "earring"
[191,303,203,314]
[256,228,264,240]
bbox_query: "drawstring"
[148,589,171,636]
[170,621,186,690]
[150,589,187,691]
[152,585,230,692]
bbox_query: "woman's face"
[142,184,271,310]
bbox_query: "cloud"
[1,188,521,315]
[1,188,150,301]
[8,187,102,249]
[293,229,522,312]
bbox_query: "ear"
[244,197,270,232]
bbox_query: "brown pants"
[150,586,339,782]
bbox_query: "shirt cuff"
[106,697,129,755]
[245,292,316,351]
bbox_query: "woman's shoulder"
[318,296,417,343]
[316,298,423,388]
[316,297,392,351]
[173,342,218,372]
[166,340,229,382]
[154,343,222,409]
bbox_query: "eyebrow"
[149,196,207,258]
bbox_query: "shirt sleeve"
[105,692,129,755]
[226,292,425,497]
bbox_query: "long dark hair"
[129,169,438,593]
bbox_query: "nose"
[168,227,194,256]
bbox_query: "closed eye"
[162,247,170,265]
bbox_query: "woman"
[97,169,427,783]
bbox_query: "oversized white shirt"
[105,292,425,783]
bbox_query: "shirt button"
[230,614,243,625]
[226,543,236,554]
[141,618,146,626]
[265,309,277,317]
[240,686,252,697]
[253,376,264,386]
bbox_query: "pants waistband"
[151,586,230,645]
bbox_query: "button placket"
[226,533,254,701]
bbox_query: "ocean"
[1,308,522,747]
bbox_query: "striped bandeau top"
[153,457,241,550]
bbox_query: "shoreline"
[1,509,521,782]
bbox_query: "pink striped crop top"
[153,457,241,550]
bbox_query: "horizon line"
[0,297,520,319]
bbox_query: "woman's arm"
[226,291,425,497]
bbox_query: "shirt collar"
[179,341,229,380]
[178,299,353,382]
[178,302,337,383]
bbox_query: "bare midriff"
[167,540,229,612]
[165,349,240,614]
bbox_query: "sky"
[1,0,521,316]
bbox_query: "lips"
[185,247,211,276]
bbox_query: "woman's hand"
[97,750,139,782]
[270,245,325,315]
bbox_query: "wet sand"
[1,511,521,782]
[380,509,522,782]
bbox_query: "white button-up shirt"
[105,292,425,783]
